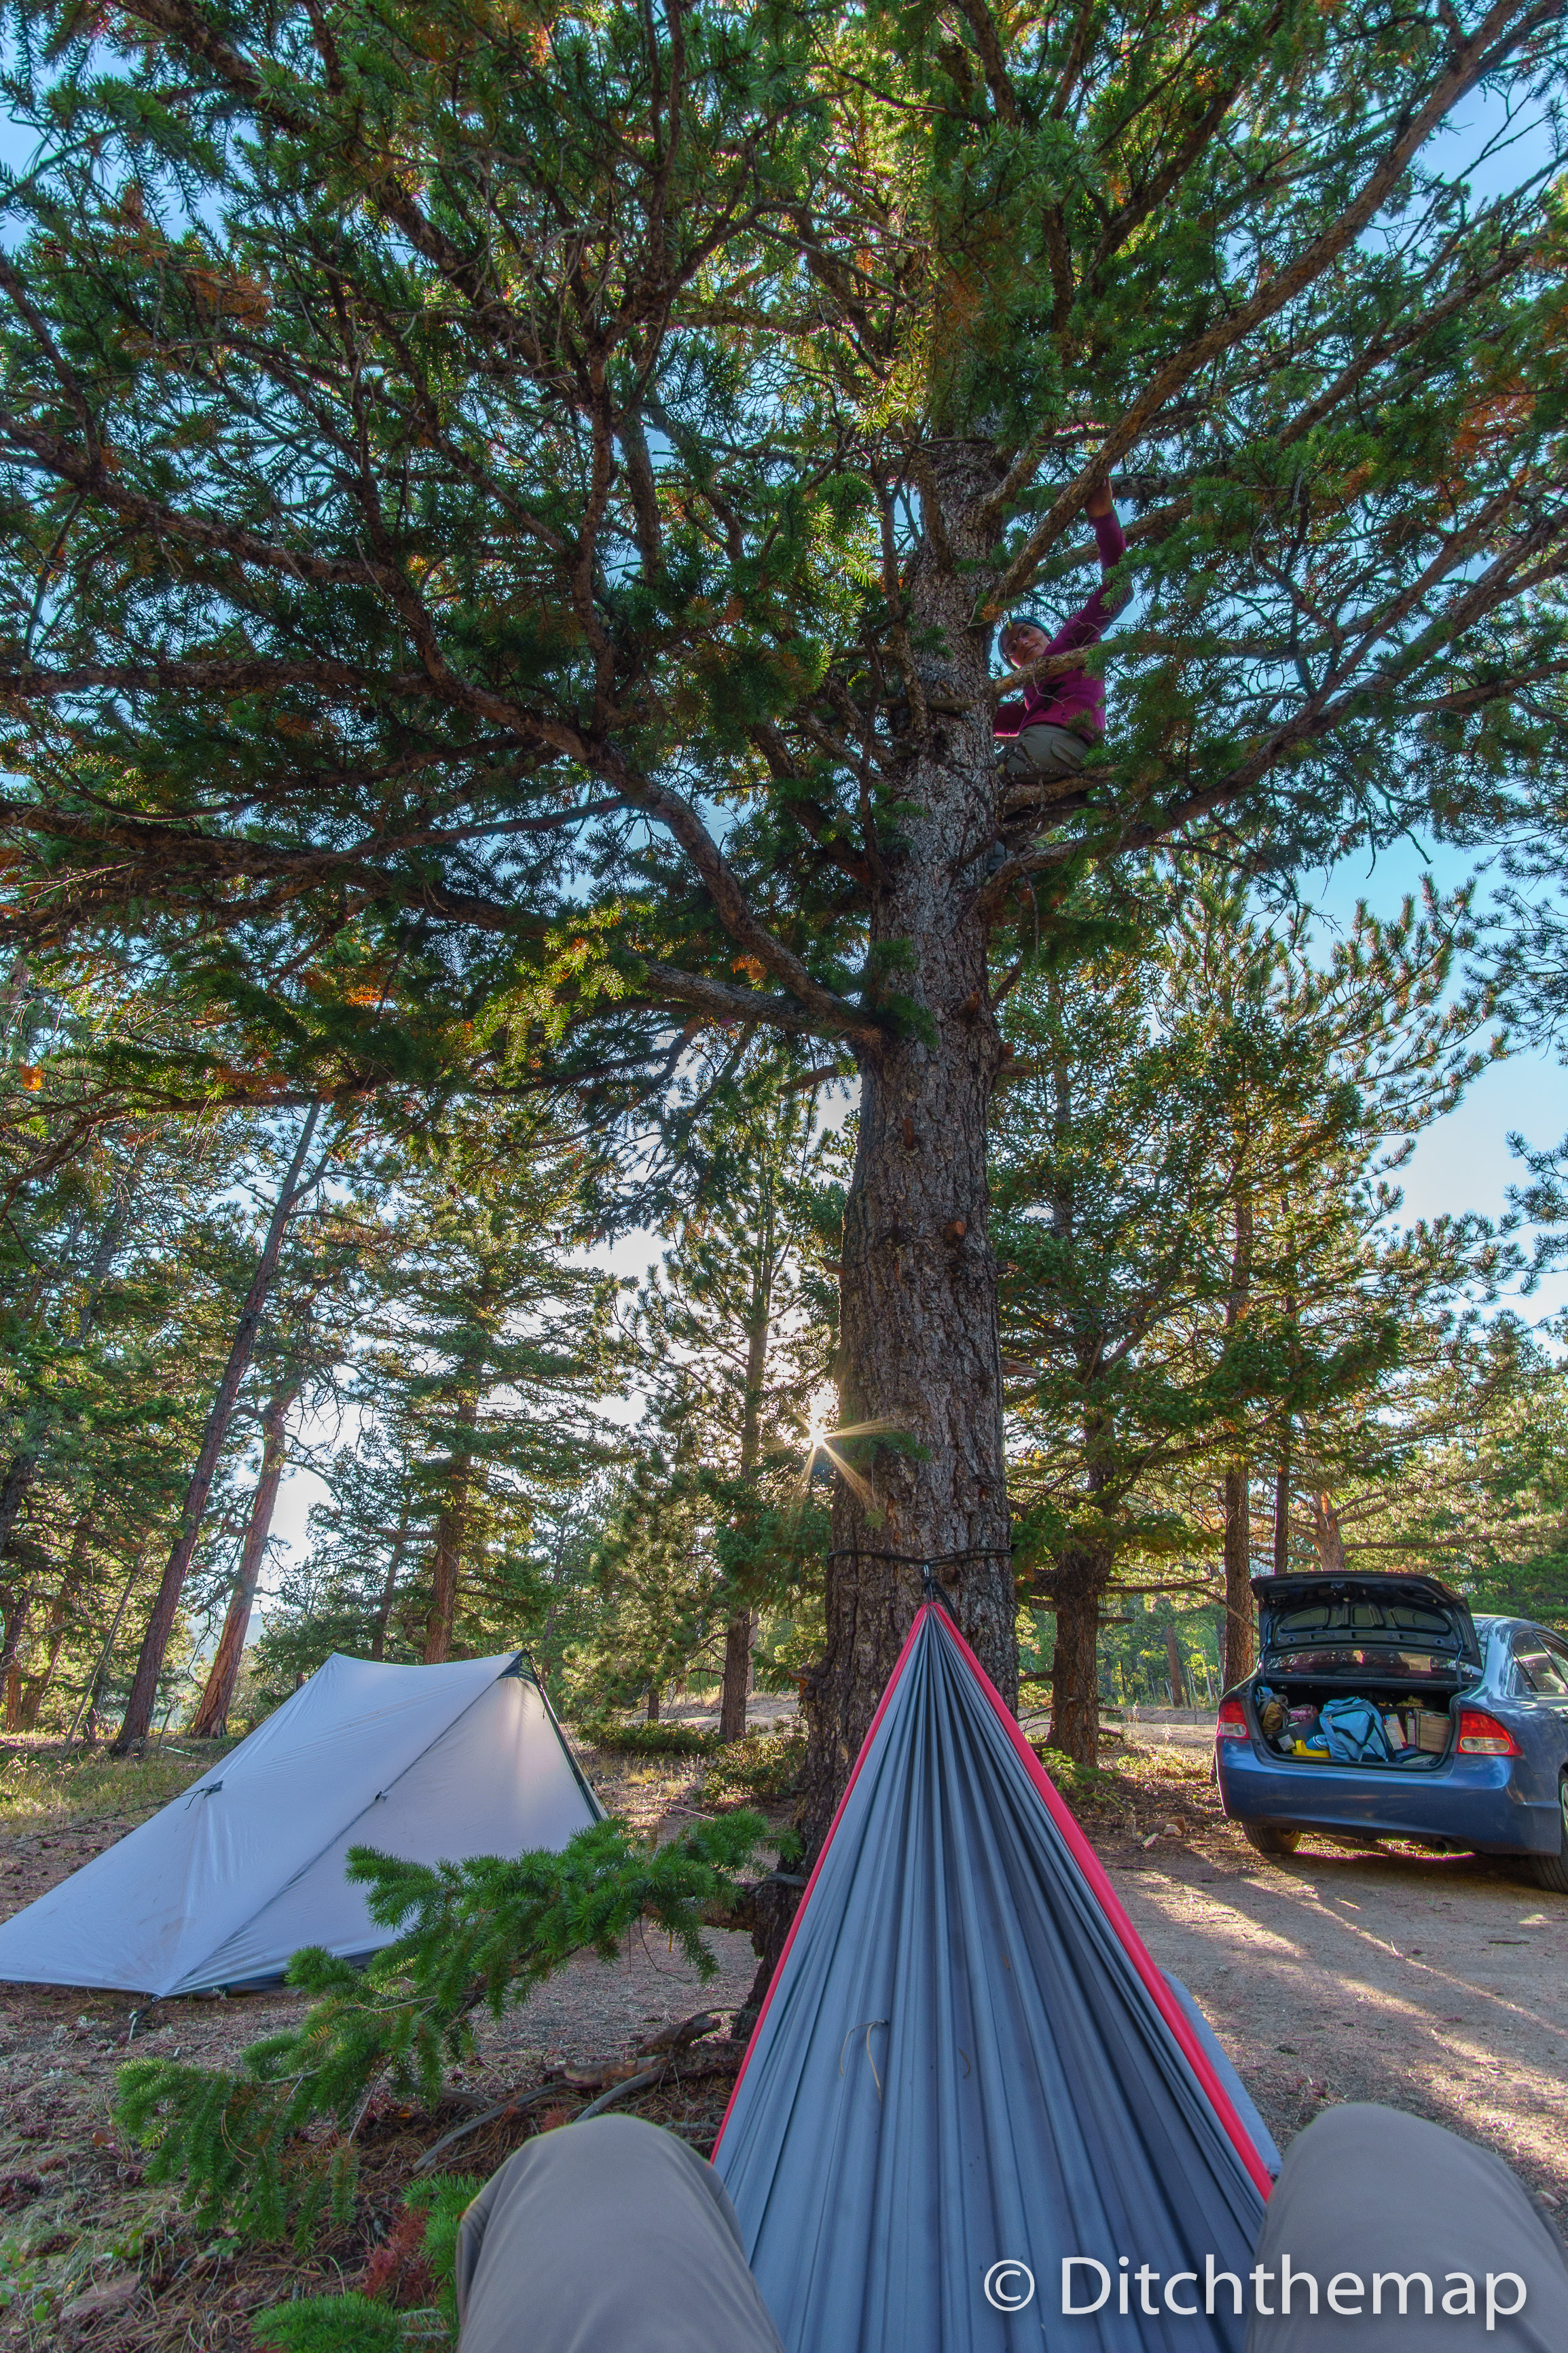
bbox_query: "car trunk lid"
[1251,1571,1482,1694]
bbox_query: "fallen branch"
[412,2083,566,2172]
[414,2020,742,2169]
[575,2062,670,2122]
[637,2009,720,2055]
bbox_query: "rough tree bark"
[113,1102,324,1751]
[801,448,1014,1856]
[1047,1539,1112,1763]
[1273,1437,1292,1578]
[1222,1465,1256,1689]
[0,1590,31,1723]
[0,1457,36,1572]
[718,1613,756,1743]
[423,1390,479,1664]
[1309,1491,1347,1573]
[188,1384,299,1736]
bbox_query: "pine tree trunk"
[1166,1621,1187,1708]
[719,1609,756,1742]
[721,1293,771,1744]
[189,1386,297,1736]
[799,448,1013,1856]
[0,1585,32,1722]
[1309,1490,1347,1573]
[114,1103,323,1752]
[13,1511,95,1731]
[0,1454,37,1567]
[422,1394,478,1664]
[1273,1434,1292,1577]
[370,1497,413,1662]
[646,1683,660,1723]
[1047,1544,1107,1764]
[0,1164,139,1659]
[1222,1462,1256,1687]
[1218,1190,1256,1690]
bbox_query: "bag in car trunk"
[1255,1684,1453,1767]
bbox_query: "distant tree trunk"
[1222,1465,1256,1687]
[0,1155,144,1614]
[0,1456,37,1568]
[422,1392,479,1664]
[646,1683,660,1723]
[721,1211,775,1744]
[0,1586,32,1719]
[371,1496,414,1662]
[13,1511,95,1731]
[1045,1406,1115,1765]
[1309,1491,1347,1573]
[114,1102,324,1752]
[1047,1539,1110,1764]
[1219,1189,1256,1689]
[719,1609,757,1742]
[1166,1621,1187,1708]
[66,1548,143,1743]
[1273,1437,1292,1577]
[188,1384,298,1736]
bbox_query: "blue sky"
[1307,836,1568,1328]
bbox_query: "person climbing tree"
[993,482,1125,804]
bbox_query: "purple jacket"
[994,512,1126,741]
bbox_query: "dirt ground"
[0,1712,1563,2347]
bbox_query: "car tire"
[1242,1822,1302,1860]
[1531,1775,1568,1896]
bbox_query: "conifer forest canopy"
[0,0,1563,1831]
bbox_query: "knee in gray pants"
[455,2115,785,2353]
[1247,2104,1567,2350]
[1000,721,1090,780]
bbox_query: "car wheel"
[1531,1775,1568,1896]
[1243,1822,1302,1860]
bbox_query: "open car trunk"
[1248,1572,1484,1771]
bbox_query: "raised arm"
[1046,501,1126,657]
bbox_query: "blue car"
[1214,1571,1568,1893]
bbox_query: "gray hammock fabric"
[714,1606,1271,2352]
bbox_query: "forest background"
[8,846,1568,1760]
[0,0,1565,1802]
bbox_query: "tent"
[0,1651,602,1997]
[714,1606,1273,2352]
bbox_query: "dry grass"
[0,1738,238,1837]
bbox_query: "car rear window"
[1272,1599,1455,1638]
[1274,1647,1461,1678]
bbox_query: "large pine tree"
[0,0,1561,1835]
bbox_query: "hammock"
[714,1605,1271,2351]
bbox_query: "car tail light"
[1216,1696,1250,1742]
[1455,1708,1519,1757]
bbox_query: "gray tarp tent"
[0,1650,601,1996]
[714,1605,1272,2352]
